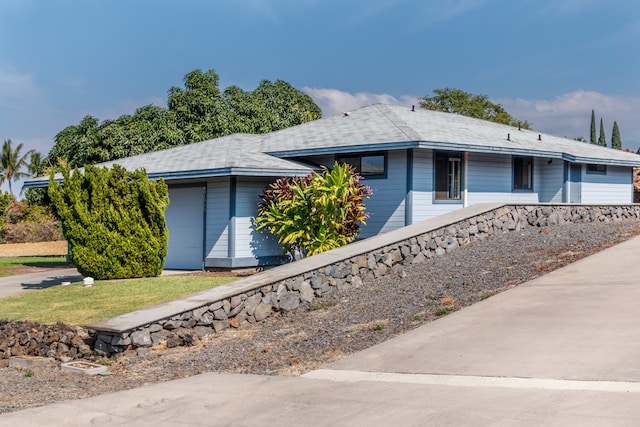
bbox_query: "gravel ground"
[1,221,640,414]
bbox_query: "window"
[586,164,607,175]
[513,156,533,191]
[435,152,462,201]
[336,152,386,177]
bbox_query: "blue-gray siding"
[538,158,564,203]
[360,150,407,237]
[166,186,205,270]
[581,165,633,203]
[205,179,230,259]
[234,177,282,259]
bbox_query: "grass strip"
[0,256,69,276]
[0,275,238,326]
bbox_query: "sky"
[0,0,639,193]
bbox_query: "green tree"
[48,164,169,279]
[0,139,34,198]
[45,68,322,169]
[28,151,43,177]
[168,69,224,142]
[612,121,622,150]
[598,117,606,147]
[24,151,48,206]
[168,70,322,141]
[590,110,597,144]
[45,115,99,168]
[419,88,531,129]
[255,163,371,259]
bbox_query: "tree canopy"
[45,68,322,169]
[419,88,531,129]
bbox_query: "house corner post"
[463,152,469,207]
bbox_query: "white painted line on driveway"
[303,369,640,393]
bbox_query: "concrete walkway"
[3,235,640,425]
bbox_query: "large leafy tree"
[419,88,531,129]
[45,68,321,169]
[48,164,169,279]
[0,139,34,198]
[255,163,371,259]
[45,115,99,168]
[167,69,223,142]
[612,121,622,150]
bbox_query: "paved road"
[2,235,640,426]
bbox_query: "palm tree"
[28,151,43,177]
[0,139,33,198]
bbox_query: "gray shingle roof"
[24,103,640,189]
[97,133,314,179]
[262,104,640,166]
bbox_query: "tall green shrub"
[612,121,622,150]
[48,164,169,279]
[590,110,597,145]
[598,117,606,147]
[255,163,371,259]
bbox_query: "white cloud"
[304,87,419,117]
[0,66,38,99]
[305,87,640,151]
[496,91,640,149]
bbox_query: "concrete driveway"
[0,268,82,297]
[2,235,640,426]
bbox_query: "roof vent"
[412,105,415,112]
[538,134,542,141]
[343,112,351,117]
[507,133,511,141]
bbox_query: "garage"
[164,185,205,270]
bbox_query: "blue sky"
[1,0,639,192]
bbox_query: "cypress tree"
[48,164,169,279]
[598,118,606,147]
[612,121,622,150]
[590,110,597,144]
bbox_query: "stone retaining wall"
[0,319,93,361]
[91,204,640,358]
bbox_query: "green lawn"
[0,256,69,276]
[0,275,239,326]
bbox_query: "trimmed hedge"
[49,165,169,279]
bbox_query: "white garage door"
[164,186,205,270]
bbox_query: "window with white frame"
[435,151,462,201]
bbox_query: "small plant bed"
[0,275,239,325]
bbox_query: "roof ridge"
[374,104,422,141]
